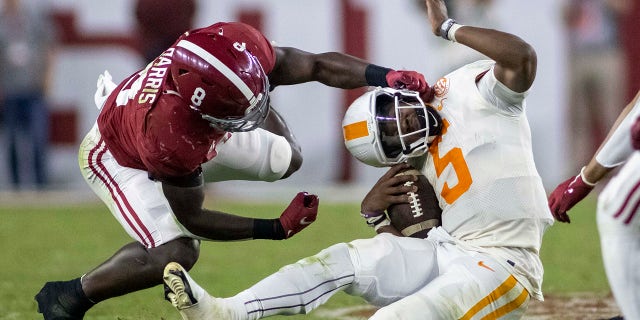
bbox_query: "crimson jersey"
[97,22,276,180]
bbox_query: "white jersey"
[597,151,640,319]
[596,93,640,167]
[409,60,554,299]
[599,151,640,227]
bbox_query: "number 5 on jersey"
[428,119,472,204]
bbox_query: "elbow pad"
[202,128,293,182]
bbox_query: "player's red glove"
[548,170,595,223]
[631,116,640,150]
[386,70,434,102]
[279,192,319,238]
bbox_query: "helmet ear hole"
[178,69,189,76]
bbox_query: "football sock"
[178,266,207,303]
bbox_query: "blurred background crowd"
[0,0,638,201]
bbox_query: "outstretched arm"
[424,0,537,93]
[269,47,369,88]
[549,89,640,223]
[161,172,319,240]
[268,47,432,99]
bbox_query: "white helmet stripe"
[176,39,255,103]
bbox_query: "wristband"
[361,211,389,229]
[365,64,392,87]
[439,18,460,41]
[579,167,597,186]
[253,219,285,240]
[360,211,385,219]
[373,218,391,232]
[447,23,463,42]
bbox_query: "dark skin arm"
[268,47,371,88]
[258,46,379,178]
[425,0,537,93]
[161,173,256,240]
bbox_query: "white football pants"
[597,152,640,319]
[78,124,196,248]
[185,230,531,319]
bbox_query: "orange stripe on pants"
[460,275,529,320]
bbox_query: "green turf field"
[0,194,610,319]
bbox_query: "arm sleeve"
[477,65,528,115]
[595,99,640,167]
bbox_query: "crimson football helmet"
[342,87,442,167]
[170,30,270,132]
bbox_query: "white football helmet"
[342,87,441,167]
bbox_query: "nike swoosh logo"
[300,217,313,225]
[478,261,495,272]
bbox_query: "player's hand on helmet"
[361,163,417,215]
[386,70,426,92]
[631,116,640,150]
[385,70,434,102]
[548,172,594,223]
[279,192,319,239]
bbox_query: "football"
[387,169,442,238]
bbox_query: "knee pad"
[202,128,293,182]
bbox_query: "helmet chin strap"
[402,137,427,155]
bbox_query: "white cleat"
[163,262,236,320]
[163,262,198,310]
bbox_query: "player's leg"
[257,106,302,179]
[233,234,438,317]
[83,237,200,300]
[597,155,640,319]
[28,94,49,188]
[371,248,530,319]
[163,261,247,320]
[202,127,297,183]
[3,95,21,187]
[35,238,199,319]
[35,125,201,319]
[163,233,438,320]
[163,241,357,320]
[598,215,639,320]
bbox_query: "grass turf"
[0,194,609,319]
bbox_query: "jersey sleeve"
[197,22,276,74]
[477,65,527,115]
[595,99,640,167]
